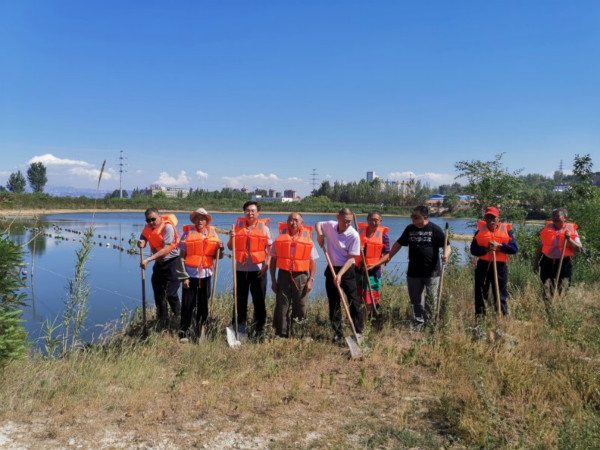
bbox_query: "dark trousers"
[151,258,181,330]
[233,270,267,333]
[540,255,572,301]
[181,276,211,336]
[325,266,364,336]
[474,259,509,316]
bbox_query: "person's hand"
[317,235,325,248]
[229,229,236,239]
[304,278,314,294]
[366,263,375,271]
[257,266,268,278]
[488,240,499,251]
[183,279,190,289]
[140,259,149,270]
[565,230,571,239]
[137,240,146,248]
[271,280,278,294]
[441,255,448,264]
[334,273,343,287]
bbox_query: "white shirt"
[319,220,360,266]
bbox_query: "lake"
[7,212,476,343]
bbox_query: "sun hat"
[190,207,212,225]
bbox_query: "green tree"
[569,154,594,202]
[105,189,129,199]
[26,162,48,193]
[6,171,26,193]
[455,153,526,221]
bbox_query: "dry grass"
[1,263,600,449]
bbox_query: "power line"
[311,168,318,193]
[118,150,127,198]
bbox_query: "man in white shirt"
[316,208,363,342]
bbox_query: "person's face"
[193,215,208,230]
[485,214,499,231]
[287,213,303,234]
[410,211,427,228]
[552,211,566,228]
[368,214,382,229]
[145,212,161,229]
[337,214,353,232]
[244,205,259,223]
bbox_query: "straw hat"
[190,207,212,225]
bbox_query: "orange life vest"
[181,225,221,269]
[141,214,179,253]
[274,223,314,272]
[475,220,512,263]
[234,217,271,264]
[540,222,578,258]
[355,223,389,266]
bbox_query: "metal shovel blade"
[225,326,241,347]
[345,335,364,359]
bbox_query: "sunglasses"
[145,217,157,223]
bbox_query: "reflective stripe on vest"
[475,220,512,263]
[540,222,578,258]
[274,224,314,272]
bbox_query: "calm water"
[8,212,475,343]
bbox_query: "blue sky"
[1,1,599,195]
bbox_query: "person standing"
[270,213,318,338]
[533,208,582,301]
[386,206,450,329]
[227,201,273,338]
[355,211,390,312]
[179,208,223,340]
[316,208,363,342]
[470,206,518,316]
[139,208,182,330]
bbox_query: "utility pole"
[311,168,318,194]
[118,150,127,199]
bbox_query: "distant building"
[284,189,297,198]
[241,187,249,193]
[143,184,189,198]
[268,188,277,198]
[366,171,377,182]
[251,194,293,203]
[553,184,570,193]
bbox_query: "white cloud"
[221,173,303,189]
[387,171,455,187]
[155,171,189,186]
[28,153,90,167]
[135,169,143,175]
[69,167,115,181]
[196,170,209,180]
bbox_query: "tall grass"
[1,261,599,449]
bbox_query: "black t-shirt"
[397,222,446,277]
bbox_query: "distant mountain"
[45,185,114,197]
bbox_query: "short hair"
[288,212,303,219]
[145,207,159,217]
[552,207,568,218]
[367,210,382,220]
[338,207,353,216]
[243,201,260,212]
[413,205,429,217]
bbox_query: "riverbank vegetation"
[1,256,599,449]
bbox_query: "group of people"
[137,201,582,343]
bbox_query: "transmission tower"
[118,150,127,199]
[311,168,318,193]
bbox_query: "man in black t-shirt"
[386,206,450,328]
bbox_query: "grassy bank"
[1,262,600,449]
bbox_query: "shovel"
[435,222,449,323]
[226,225,242,347]
[321,244,364,359]
[140,246,147,335]
[201,247,222,340]
[352,214,379,317]
[553,235,569,299]
[492,250,502,317]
